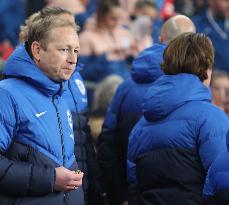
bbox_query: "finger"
[68,179,83,187]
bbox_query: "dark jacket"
[97,44,166,205]
[63,69,105,205]
[128,74,229,205]
[0,44,84,205]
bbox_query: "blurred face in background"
[104,6,122,30]
[135,5,158,21]
[210,0,229,18]
[211,75,229,110]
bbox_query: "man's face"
[38,26,79,82]
[137,6,158,21]
[211,76,229,109]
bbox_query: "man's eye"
[60,49,68,52]
[74,49,79,54]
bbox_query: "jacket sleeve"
[127,118,145,184]
[127,118,146,205]
[198,108,229,170]
[0,153,55,196]
[203,164,229,205]
[0,88,55,196]
[203,150,229,205]
[97,83,129,204]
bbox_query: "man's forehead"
[47,27,79,48]
[48,26,78,38]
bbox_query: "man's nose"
[67,52,77,65]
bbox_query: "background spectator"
[97,14,196,205]
[193,0,229,73]
[89,74,123,139]
[79,0,137,105]
[210,69,229,111]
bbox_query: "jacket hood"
[3,44,67,96]
[142,74,211,121]
[131,43,166,84]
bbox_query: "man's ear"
[31,41,41,62]
[203,68,213,87]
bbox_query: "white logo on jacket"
[67,110,73,130]
[36,111,47,118]
[75,79,86,95]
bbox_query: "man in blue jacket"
[0,7,84,205]
[19,7,106,205]
[128,32,229,205]
[97,15,196,205]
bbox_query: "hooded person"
[0,7,85,205]
[97,15,196,205]
[128,32,229,205]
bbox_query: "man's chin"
[62,74,72,81]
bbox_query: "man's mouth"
[63,67,72,70]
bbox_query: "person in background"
[174,0,207,16]
[0,0,25,63]
[18,7,106,205]
[128,32,229,205]
[24,0,46,17]
[89,74,123,140]
[130,0,159,51]
[210,69,229,111]
[193,0,229,73]
[79,0,137,84]
[97,14,196,205]
[46,0,97,32]
[0,7,84,205]
[0,0,25,47]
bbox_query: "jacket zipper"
[52,93,67,204]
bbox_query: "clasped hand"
[55,166,84,191]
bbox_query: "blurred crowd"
[1,1,229,118]
[1,1,229,205]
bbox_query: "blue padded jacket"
[203,130,229,204]
[97,43,166,204]
[0,44,84,205]
[128,74,229,205]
